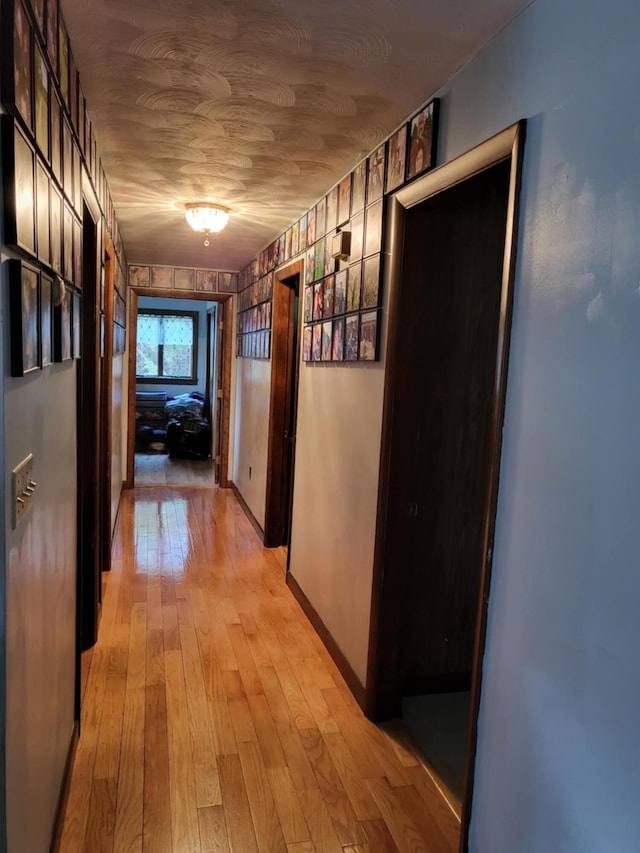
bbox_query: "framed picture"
[302,326,312,362]
[50,183,62,274]
[362,255,381,309]
[364,200,383,257]
[326,186,338,232]
[129,265,150,288]
[196,269,217,292]
[351,160,367,214]
[315,196,327,238]
[346,262,362,313]
[334,270,347,315]
[174,267,195,290]
[63,202,73,281]
[359,310,379,361]
[73,143,81,213]
[324,237,334,277]
[40,272,53,367]
[12,0,33,129]
[345,314,359,361]
[32,0,44,32]
[338,175,352,225]
[46,0,59,80]
[54,282,72,361]
[323,275,335,318]
[73,216,82,286]
[219,272,239,293]
[291,221,300,257]
[367,142,386,203]
[50,92,61,181]
[313,282,323,321]
[407,99,439,180]
[284,228,292,261]
[299,213,308,252]
[72,292,81,358]
[3,118,36,254]
[36,160,50,266]
[305,247,315,285]
[62,117,73,201]
[69,52,79,133]
[332,317,345,361]
[349,211,364,261]
[321,321,332,362]
[306,208,316,246]
[311,324,322,362]
[9,259,40,376]
[314,238,325,282]
[34,43,49,158]
[150,266,173,289]
[58,16,69,105]
[303,286,313,324]
[386,124,407,193]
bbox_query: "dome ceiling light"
[185,202,230,246]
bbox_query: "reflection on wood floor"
[61,486,460,852]
[135,452,215,487]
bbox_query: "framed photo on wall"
[72,292,81,358]
[40,273,53,367]
[50,182,62,274]
[36,160,50,266]
[407,98,439,180]
[367,142,386,204]
[386,124,407,193]
[364,200,383,258]
[359,310,379,361]
[196,269,217,292]
[362,255,381,309]
[9,259,40,376]
[12,0,33,130]
[345,314,359,361]
[34,42,49,158]
[129,265,150,288]
[351,159,367,215]
[53,281,72,362]
[338,174,352,225]
[174,267,195,290]
[2,118,36,255]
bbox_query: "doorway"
[206,303,226,485]
[264,260,303,549]
[126,288,233,489]
[367,123,525,849]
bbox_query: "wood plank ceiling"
[60,0,531,270]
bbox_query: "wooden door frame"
[125,288,233,489]
[100,239,115,572]
[264,259,303,549]
[365,122,525,851]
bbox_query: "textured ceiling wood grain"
[60,0,531,269]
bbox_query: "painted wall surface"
[3,349,77,853]
[111,352,124,533]
[426,0,640,850]
[136,296,212,396]
[233,356,271,529]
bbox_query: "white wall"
[432,1,640,850]
[233,356,271,529]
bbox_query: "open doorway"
[367,123,525,849]
[126,288,233,489]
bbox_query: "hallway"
[59,487,459,852]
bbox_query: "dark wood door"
[390,160,511,693]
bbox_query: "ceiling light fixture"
[185,202,230,246]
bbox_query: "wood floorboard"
[59,486,460,852]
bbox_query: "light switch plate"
[12,453,35,528]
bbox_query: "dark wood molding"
[286,572,366,709]
[363,121,526,853]
[230,481,264,542]
[125,289,233,489]
[49,722,79,853]
[264,260,303,548]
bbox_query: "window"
[136,309,198,384]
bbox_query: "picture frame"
[150,266,173,289]
[299,213,308,252]
[50,91,61,181]
[303,286,313,324]
[349,211,364,261]
[386,124,407,193]
[129,265,150,288]
[9,259,40,376]
[334,270,347,315]
[302,326,312,362]
[36,159,50,266]
[50,182,62,274]
[196,269,217,292]
[73,143,81,213]
[362,254,381,309]
[62,117,73,201]
[305,247,315,285]
[315,196,327,238]
[306,207,316,246]
[58,16,69,106]
[332,317,345,361]
[218,272,239,293]
[345,314,359,361]
[367,142,386,203]
[321,321,332,362]
[323,275,335,318]
[72,292,81,358]
[63,202,73,281]
[364,199,383,258]
[326,185,338,232]
[314,238,325,282]
[407,98,439,180]
[34,42,49,159]
[53,281,72,361]
[73,216,82,286]
[312,324,322,362]
[40,272,53,367]
[12,0,33,130]
[313,282,323,322]
[338,174,352,225]
[46,0,59,80]
[291,221,300,257]
[346,262,362,313]
[2,117,36,255]
[351,159,367,214]
[359,310,379,361]
[174,267,195,290]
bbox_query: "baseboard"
[286,572,366,709]
[49,720,80,853]
[230,481,264,543]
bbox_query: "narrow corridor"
[59,487,459,852]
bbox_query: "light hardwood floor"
[135,452,215,486]
[61,486,460,852]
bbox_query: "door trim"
[264,259,303,548]
[125,287,233,489]
[365,121,526,852]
